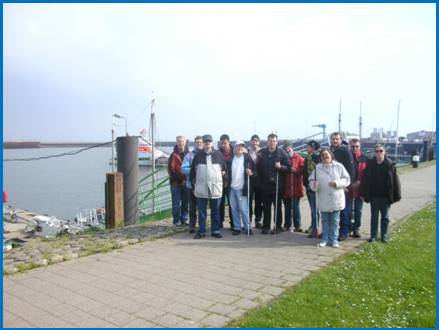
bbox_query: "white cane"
[314,167,319,238]
[274,171,279,232]
[247,171,251,236]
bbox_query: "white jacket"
[309,161,350,212]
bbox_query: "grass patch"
[398,159,436,174]
[137,209,172,224]
[230,202,436,328]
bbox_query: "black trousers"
[262,191,283,230]
[220,191,234,229]
[249,187,263,225]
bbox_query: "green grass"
[137,209,172,224]
[398,159,436,174]
[230,202,436,328]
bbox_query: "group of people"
[167,132,401,246]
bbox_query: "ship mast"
[359,101,363,140]
[394,100,401,162]
[338,99,342,134]
[150,92,156,213]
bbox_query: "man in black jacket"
[361,144,401,243]
[330,132,355,241]
[256,133,290,234]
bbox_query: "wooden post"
[105,172,124,229]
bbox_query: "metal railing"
[138,169,172,218]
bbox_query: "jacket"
[226,153,253,197]
[348,151,367,199]
[309,161,351,212]
[256,147,290,194]
[167,145,189,187]
[330,145,356,185]
[303,152,320,189]
[283,152,305,199]
[361,156,401,204]
[181,149,198,189]
[248,148,262,189]
[190,148,228,199]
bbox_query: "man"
[361,144,401,243]
[227,141,253,235]
[248,134,263,228]
[181,135,204,234]
[218,134,234,229]
[347,138,367,238]
[167,136,189,226]
[302,140,321,238]
[256,133,289,234]
[190,134,228,239]
[329,132,355,241]
[282,141,305,232]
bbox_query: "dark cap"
[307,140,320,150]
[202,134,213,142]
[250,134,260,141]
[220,134,230,141]
[283,140,292,149]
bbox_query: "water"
[3,147,171,220]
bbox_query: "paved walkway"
[3,165,436,328]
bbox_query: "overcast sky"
[4,3,436,142]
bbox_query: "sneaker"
[307,229,318,238]
[232,230,241,236]
[318,241,327,247]
[189,229,195,234]
[368,237,377,243]
[332,242,340,248]
[283,226,291,232]
[194,233,206,239]
[270,228,282,235]
[381,237,389,243]
[293,227,304,233]
[261,229,269,234]
[353,230,361,238]
[338,235,348,242]
[211,233,223,238]
[255,222,263,229]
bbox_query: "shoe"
[211,233,223,238]
[332,242,340,248]
[368,238,377,243]
[270,228,282,235]
[194,233,206,239]
[307,228,318,238]
[247,229,254,235]
[189,229,195,234]
[261,229,269,234]
[255,222,263,229]
[232,230,241,236]
[293,227,304,233]
[283,226,290,232]
[318,241,327,247]
[338,235,348,242]
[353,230,361,238]
[381,236,389,243]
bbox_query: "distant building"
[406,130,435,142]
[370,127,385,140]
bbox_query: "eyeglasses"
[375,150,384,153]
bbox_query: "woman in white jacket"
[309,148,350,248]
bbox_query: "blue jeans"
[197,198,221,235]
[306,188,319,231]
[346,197,364,232]
[320,211,340,245]
[339,191,350,237]
[283,197,302,229]
[171,185,188,225]
[229,188,250,231]
[370,197,391,240]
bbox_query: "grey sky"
[4,4,436,142]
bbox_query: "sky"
[3,3,436,143]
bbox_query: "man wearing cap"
[218,134,234,230]
[256,133,290,234]
[181,135,204,234]
[190,135,228,239]
[248,134,263,228]
[227,140,253,235]
[303,140,321,237]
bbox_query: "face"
[221,139,230,150]
[268,137,277,150]
[194,139,203,150]
[307,145,315,154]
[251,138,260,149]
[375,147,385,160]
[350,142,361,152]
[321,150,333,163]
[331,134,341,147]
[235,144,245,155]
[176,137,186,151]
[203,140,213,151]
[285,146,293,154]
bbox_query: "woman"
[309,148,350,248]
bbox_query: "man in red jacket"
[167,136,189,226]
[347,138,367,238]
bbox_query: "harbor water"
[3,147,171,220]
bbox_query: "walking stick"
[274,171,279,232]
[247,171,251,236]
[314,167,319,238]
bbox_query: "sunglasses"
[351,145,360,148]
[375,150,384,153]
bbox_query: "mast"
[394,100,401,162]
[150,92,156,213]
[359,101,363,140]
[338,99,342,134]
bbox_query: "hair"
[250,134,260,141]
[194,135,203,142]
[176,135,186,141]
[320,148,335,161]
[267,133,278,140]
[220,134,230,142]
[330,132,341,139]
[350,138,360,144]
[375,143,385,150]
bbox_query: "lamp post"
[112,113,128,172]
[113,113,128,136]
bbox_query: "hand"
[246,169,253,176]
[221,171,226,176]
[274,161,281,169]
[328,181,337,188]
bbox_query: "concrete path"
[3,165,436,328]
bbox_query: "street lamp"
[111,113,128,172]
[113,113,128,136]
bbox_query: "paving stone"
[50,254,64,264]
[200,313,231,327]
[231,298,259,310]
[207,303,237,316]
[134,306,166,320]
[152,313,185,327]
[259,285,284,296]
[227,308,247,319]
